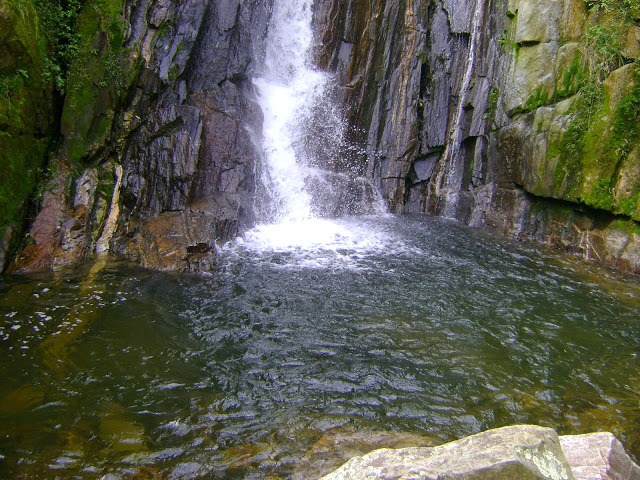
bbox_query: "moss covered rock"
[60,0,139,164]
[0,0,56,269]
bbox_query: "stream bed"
[1,215,640,478]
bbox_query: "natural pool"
[1,215,639,478]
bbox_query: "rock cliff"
[316,0,640,273]
[2,0,271,273]
[0,0,56,270]
[3,0,640,274]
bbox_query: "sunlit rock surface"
[561,432,640,480]
[320,425,574,480]
[292,428,441,480]
[319,426,640,480]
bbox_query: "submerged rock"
[292,428,441,480]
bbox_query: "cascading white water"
[234,0,388,262]
[253,0,325,223]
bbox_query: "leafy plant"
[33,0,84,91]
[585,24,626,81]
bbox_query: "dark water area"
[1,215,640,479]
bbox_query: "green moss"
[0,0,56,234]
[609,217,640,235]
[0,135,49,229]
[498,32,517,54]
[520,87,550,114]
[61,0,135,164]
[168,64,180,82]
[619,192,640,217]
[555,50,588,100]
[552,82,602,197]
[485,86,500,119]
[584,177,616,210]
[552,62,640,218]
[609,67,640,160]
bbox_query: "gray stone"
[73,168,98,213]
[505,41,558,114]
[320,425,574,480]
[514,0,562,43]
[559,432,640,480]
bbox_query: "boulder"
[559,432,640,480]
[320,425,574,480]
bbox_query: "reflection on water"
[1,215,640,479]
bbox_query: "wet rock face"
[0,0,56,272]
[113,0,271,270]
[10,0,272,273]
[317,0,640,273]
[315,0,502,214]
[120,0,268,219]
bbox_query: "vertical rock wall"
[8,0,272,273]
[0,0,56,271]
[316,0,640,273]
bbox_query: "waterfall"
[253,0,320,223]
[233,0,387,258]
[252,0,382,225]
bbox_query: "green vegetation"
[33,0,83,91]
[556,50,589,100]
[585,24,626,81]
[0,0,136,262]
[550,0,640,218]
[485,86,500,121]
[522,87,549,113]
[585,0,640,23]
[498,32,518,55]
[553,54,640,218]
[610,217,640,235]
[0,0,56,238]
[61,0,137,164]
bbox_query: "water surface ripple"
[1,215,639,478]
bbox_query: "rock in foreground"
[320,425,640,480]
[560,432,640,480]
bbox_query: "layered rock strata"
[6,0,271,273]
[316,0,640,273]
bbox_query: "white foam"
[254,0,324,222]
[226,217,411,270]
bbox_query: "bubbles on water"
[226,216,417,270]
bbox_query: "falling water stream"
[1,1,640,479]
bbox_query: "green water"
[1,215,639,478]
